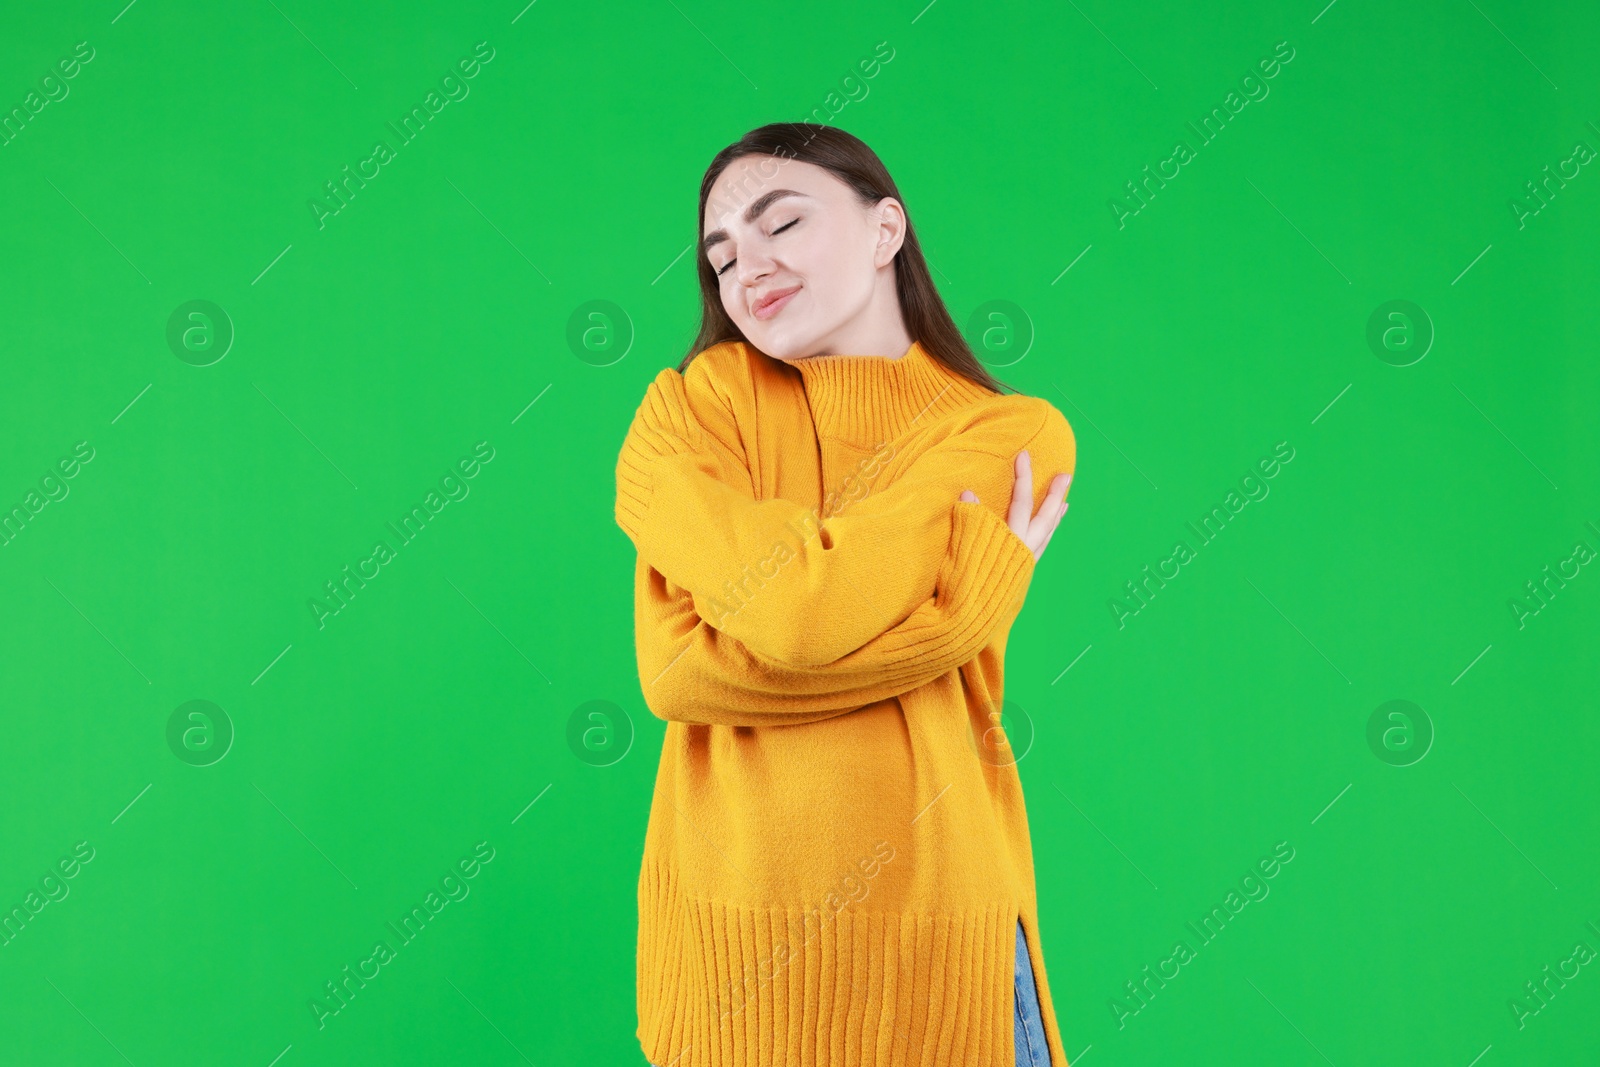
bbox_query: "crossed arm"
[615,364,1075,727]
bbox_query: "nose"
[734,245,775,289]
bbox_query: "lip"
[752,285,801,320]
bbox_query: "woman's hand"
[957,449,1071,562]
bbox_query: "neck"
[792,321,915,362]
[788,270,912,359]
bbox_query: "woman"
[616,122,1077,1067]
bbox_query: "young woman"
[616,122,1077,1067]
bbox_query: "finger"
[1026,472,1069,549]
[959,490,979,503]
[1038,473,1070,521]
[1009,450,1033,533]
[1045,498,1071,546]
[1043,479,1068,524]
[1039,502,1069,552]
[1049,475,1073,530]
[1034,522,1058,561]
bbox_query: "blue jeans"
[1015,919,1052,1066]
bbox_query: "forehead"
[702,156,839,231]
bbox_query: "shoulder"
[663,341,760,428]
[626,341,757,460]
[939,393,1075,473]
[630,341,746,422]
[1015,395,1076,471]
[680,339,755,397]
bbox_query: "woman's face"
[702,155,905,362]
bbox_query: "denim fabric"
[1014,918,1052,1066]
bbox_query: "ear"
[871,197,907,268]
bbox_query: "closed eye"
[714,218,800,277]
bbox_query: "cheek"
[806,241,874,315]
[788,226,835,274]
[813,226,874,286]
[719,277,745,321]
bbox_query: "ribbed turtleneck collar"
[786,340,996,450]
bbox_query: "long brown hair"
[677,122,1016,396]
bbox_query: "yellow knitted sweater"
[615,338,1076,1067]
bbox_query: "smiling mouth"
[753,286,800,320]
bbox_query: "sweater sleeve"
[615,368,1073,668]
[632,496,1038,726]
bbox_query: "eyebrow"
[701,189,809,255]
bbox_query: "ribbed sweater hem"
[638,856,1030,1067]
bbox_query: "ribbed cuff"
[615,371,704,542]
[940,501,1038,634]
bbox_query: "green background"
[2,0,1596,1063]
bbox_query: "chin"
[741,325,817,364]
